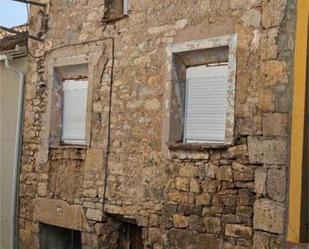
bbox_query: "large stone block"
[266,169,286,201]
[253,199,285,234]
[248,136,287,164]
[262,0,287,28]
[263,113,287,136]
[33,198,90,231]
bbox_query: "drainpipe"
[0,54,25,249]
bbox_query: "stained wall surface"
[19,0,296,248]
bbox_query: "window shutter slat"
[62,80,88,145]
[184,65,228,143]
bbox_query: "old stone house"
[14,0,308,249]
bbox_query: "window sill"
[168,142,230,150]
[49,144,88,150]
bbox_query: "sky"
[0,0,28,27]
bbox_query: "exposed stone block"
[266,169,286,202]
[237,206,253,218]
[222,144,248,159]
[237,190,254,206]
[241,9,261,28]
[261,28,279,60]
[173,214,188,228]
[253,199,285,234]
[176,177,190,191]
[177,204,203,216]
[189,178,200,193]
[262,0,287,28]
[232,162,254,182]
[188,215,204,232]
[253,231,270,249]
[204,217,221,234]
[217,166,233,182]
[237,116,262,135]
[179,165,199,178]
[168,191,194,204]
[225,224,253,239]
[86,209,103,221]
[255,168,267,195]
[260,60,288,86]
[248,136,287,164]
[196,193,212,205]
[263,113,287,136]
[166,229,221,249]
[204,162,217,179]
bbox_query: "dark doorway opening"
[39,223,82,249]
[118,222,143,249]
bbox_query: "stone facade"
[19,0,296,248]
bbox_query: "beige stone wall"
[19,0,296,248]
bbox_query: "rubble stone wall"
[19,0,296,248]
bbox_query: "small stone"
[83,189,97,198]
[217,166,233,182]
[232,162,254,182]
[241,9,261,28]
[204,162,217,179]
[189,179,200,193]
[237,190,254,206]
[176,177,190,191]
[145,99,161,110]
[168,191,194,204]
[204,217,221,234]
[86,209,102,221]
[237,206,253,218]
[188,215,204,232]
[225,224,252,239]
[196,193,212,205]
[173,214,188,228]
[38,183,47,196]
[223,145,248,159]
[179,165,199,178]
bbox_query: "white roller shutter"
[62,79,88,145]
[184,65,228,143]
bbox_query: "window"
[164,34,237,148]
[49,62,91,147]
[62,80,88,145]
[184,64,229,143]
[104,0,129,21]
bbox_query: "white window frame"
[164,33,237,148]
